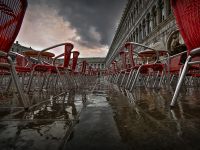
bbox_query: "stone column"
[150,13,154,31]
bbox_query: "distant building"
[106,0,185,66]
[11,41,33,53]
[78,57,105,70]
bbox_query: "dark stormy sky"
[16,0,127,57]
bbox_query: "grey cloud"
[28,0,126,48]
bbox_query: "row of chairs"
[0,0,99,110]
[105,0,200,107]
[106,42,169,89]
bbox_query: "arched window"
[139,24,142,41]
[136,2,139,15]
[158,0,164,22]
[133,8,136,17]
[142,19,146,38]
[136,28,139,42]
[130,12,134,25]
[146,13,151,34]
[133,33,136,42]
[152,6,157,28]
[161,0,164,21]
[139,0,143,8]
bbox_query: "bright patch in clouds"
[16,4,108,57]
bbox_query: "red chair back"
[16,54,28,67]
[171,0,200,54]
[80,60,87,74]
[71,51,80,72]
[63,43,73,68]
[119,51,127,70]
[111,61,117,73]
[169,53,183,73]
[0,0,27,53]
[125,43,135,67]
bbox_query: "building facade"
[77,58,105,70]
[106,0,184,66]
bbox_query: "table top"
[139,49,168,57]
[23,50,55,58]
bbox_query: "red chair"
[170,0,200,107]
[115,50,128,85]
[27,43,74,93]
[71,51,80,73]
[110,60,119,83]
[124,42,169,90]
[10,52,32,90]
[0,0,29,108]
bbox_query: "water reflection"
[107,84,200,150]
[0,89,85,150]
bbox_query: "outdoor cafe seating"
[0,0,99,110]
[105,0,200,109]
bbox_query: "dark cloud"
[28,0,126,48]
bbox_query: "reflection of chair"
[0,0,29,108]
[170,0,200,107]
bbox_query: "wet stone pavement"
[0,78,200,150]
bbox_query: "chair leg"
[153,71,160,88]
[8,57,30,109]
[27,70,35,93]
[6,76,12,92]
[39,73,47,92]
[170,74,175,84]
[170,55,192,107]
[116,71,122,84]
[127,70,136,89]
[120,72,126,86]
[158,71,164,87]
[130,66,142,91]
[125,70,133,88]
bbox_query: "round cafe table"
[138,49,168,64]
[23,50,55,58]
[23,50,55,63]
[139,49,168,57]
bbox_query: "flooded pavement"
[0,78,200,150]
